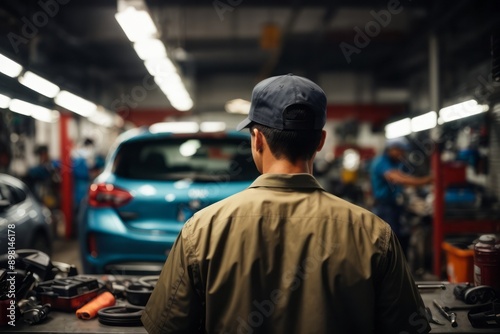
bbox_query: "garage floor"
[51,237,83,275]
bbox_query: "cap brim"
[236,117,252,131]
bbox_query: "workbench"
[419,283,498,333]
[1,299,147,333]
[2,283,498,333]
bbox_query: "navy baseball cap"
[236,73,327,131]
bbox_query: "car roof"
[104,126,251,166]
[116,127,250,146]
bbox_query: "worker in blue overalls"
[370,137,433,256]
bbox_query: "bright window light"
[115,7,157,42]
[0,93,11,108]
[9,99,58,122]
[55,90,97,117]
[225,99,251,114]
[411,111,437,132]
[18,71,60,98]
[149,122,199,134]
[145,57,176,76]
[0,53,23,78]
[200,122,226,133]
[134,39,166,60]
[439,99,489,123]
[385,118,411,139]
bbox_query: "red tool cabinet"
[432,149,500,277]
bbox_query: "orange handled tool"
[76,291,116,320]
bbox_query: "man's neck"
[263,159,313,175]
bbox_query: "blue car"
[78,126,259,274]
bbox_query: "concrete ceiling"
[0,0,499,115]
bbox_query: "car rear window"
[112,137,260,181]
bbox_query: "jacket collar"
[249,173,325,190]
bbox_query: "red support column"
[59,112,74,239]
[432,147,444,277]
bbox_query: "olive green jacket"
[142,173,430,334]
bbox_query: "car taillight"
[88,233,98,258]
[88,183,133,208]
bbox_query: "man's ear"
[316,130,327,152]
[252,128,265,153]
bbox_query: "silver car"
[0,173,53,255]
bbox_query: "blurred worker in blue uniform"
[370,137,433,255]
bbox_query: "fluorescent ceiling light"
[113,114,124,128]
[149,122,199,134]
[55,90,97,117]
[439,99,489,123]
[225,99,251,114]
[163,86,190,100]
[8,99,31,116]
[18,71,60,98]
[145,57,176,77]
[154,74,193,111]
[169,97,193,111]
[88,109,114,128]
[200,122,226,133]
[154,72,182,88]
[9,99,58,122]
[32,109,60,123]
[115,7,157,42]
[0,93,11,108]
[0,53,23,78]
[411,111,437,132]
[134,39,166,60]
[385,118,411,139]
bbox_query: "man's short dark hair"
[35,145,48,156]
[249,105,323,163]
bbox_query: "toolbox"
[35,276,100,312]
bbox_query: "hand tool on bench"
[433,299,458,327]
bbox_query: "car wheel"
[31,232,52,256]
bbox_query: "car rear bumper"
[104,262,165,276]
